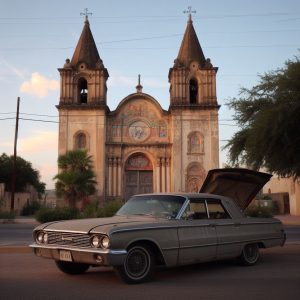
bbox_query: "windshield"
[116,195,186,219]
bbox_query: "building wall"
[58,108,106,198]
[263,176,300,216]
[171,109,219,192]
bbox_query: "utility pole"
[11,97,20,212]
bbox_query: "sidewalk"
[0,216,39,225]
[275,215,300,226]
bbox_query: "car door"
[177,198,217,265]
[206,198,242,259]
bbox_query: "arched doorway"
[124,153,153,200]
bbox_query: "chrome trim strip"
[39,229,88,234]
[29,243,127,255]
[161,236,284,251]
[240,221,282,225]
[176,197,190,219]
[111,220,283,233]
[111,225,178,235]
[204,200,210,219]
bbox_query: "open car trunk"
[199,168,272,210]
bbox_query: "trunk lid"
[200,168,272,210]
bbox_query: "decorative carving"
[129,121,150,142]
[186,162,205,192]
[126,153,152,170]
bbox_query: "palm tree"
[54,150,97,208]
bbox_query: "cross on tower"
[80,8,92,21]
[183,6,196,21]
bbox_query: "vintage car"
[30,168,286,284]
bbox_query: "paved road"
[0,245,299,300]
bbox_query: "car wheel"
[55,260,90,275]
[239,243,260,266]
[115,244,154,284]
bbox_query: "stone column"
[166,157,171,192]
[161,157,166,192]
[156,158,161,192]
[112,157,118,197]
[108,157,112,196]
[117,158,122,196]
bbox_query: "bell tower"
[169,9,220,193]
[57,12,108,199]
[58,16,108,106]
[169,11,218,108]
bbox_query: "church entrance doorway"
[124,153,153,201]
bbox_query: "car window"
[182,199,208,220]
[116,195,186,219]
[206,199,231,219]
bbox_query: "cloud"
[20,72,59,98]
[19,130,58,154]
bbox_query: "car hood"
[37,215,167,234]
[199,168,272,210]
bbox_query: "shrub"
[35,200,124,222]
[0,211,15,220]
[21,200,42,216]
[245,205,274,218]
[35,207,80,223]
[97,200,123,218]
[81,201,99,218]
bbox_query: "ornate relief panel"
[186,163,205,192]
[107,99,169,144]
[125,153,152,171]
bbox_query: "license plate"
[59,250,72,262]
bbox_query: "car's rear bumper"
[29,243,127,266]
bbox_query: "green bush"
[35,200,124,223]
[245,205,274,218]
[97,200,123,218]
[35,207,80,223]
[81,200,123,218]
[21,200,42,216]
[0,211,15,219]
[81,201,99,218]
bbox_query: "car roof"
[132,192,224,199]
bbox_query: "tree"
[54,150,97,208]
[0,153,46,198]
[225,56,300,178]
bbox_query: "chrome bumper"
[29,243,127,266]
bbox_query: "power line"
[0,111,238,123]
[19,117,58,123]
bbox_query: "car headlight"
[36,231,44,244]
[91,235,101,248]
[100,236,110,249]
[91,235,110,249]
[43,232,48,243]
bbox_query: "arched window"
[189,78,198,104]
[78,78,88,104]
[75,132,86,149]
[188,132,204,154]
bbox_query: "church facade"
[57,14,220,202]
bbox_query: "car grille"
[47,231,91,248]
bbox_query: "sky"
[0,0,299,190]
